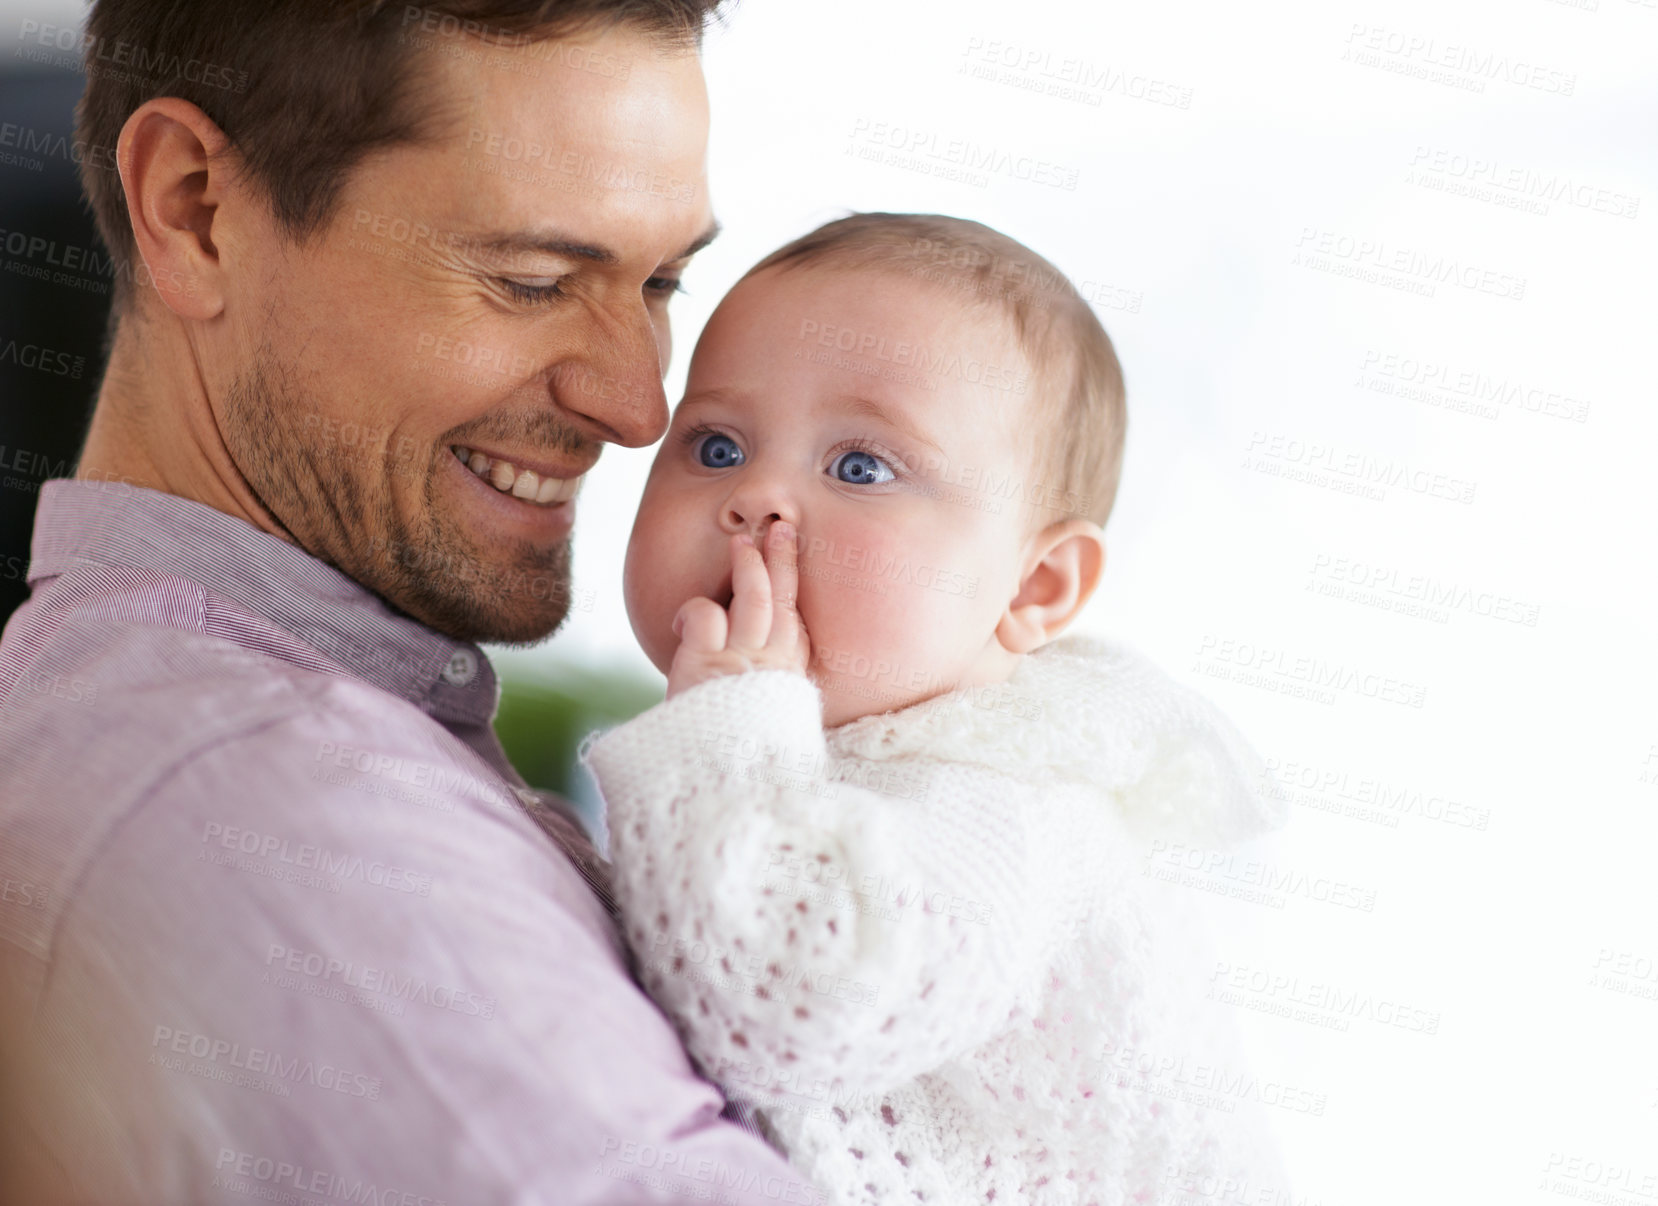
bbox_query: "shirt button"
[441,648,478,686]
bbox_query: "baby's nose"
[724,509,780,546]
[719,481,798,541]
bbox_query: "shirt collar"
[27,478,501,727]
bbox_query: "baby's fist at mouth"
[666,521,814,698]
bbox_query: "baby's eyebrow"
[837,395,944,456]
[673,389,733,413]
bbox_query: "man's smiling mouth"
[451,445,583,507]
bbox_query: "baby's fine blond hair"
[744,212,1127,531]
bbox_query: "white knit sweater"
[582,635,1288,1205]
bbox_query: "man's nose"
[719,470,800,543]
[550,303,670,448]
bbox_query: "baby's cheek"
[800,574,951,702]
[624,507,693,669]
[870,601,968,689]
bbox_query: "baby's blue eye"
[829,449,895,485]
[698,433,744,468]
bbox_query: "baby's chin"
[647,626,680,679]
[620,568,686,678]
[822,700,878,730]
[818,680,928,730]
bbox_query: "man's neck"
[76,314,298,547]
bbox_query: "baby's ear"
[996,519,1107,655]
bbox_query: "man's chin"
[471,603,572,649]
[391,595,571,648]
[361,546,576,648]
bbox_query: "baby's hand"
[667,521,813,698]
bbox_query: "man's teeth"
[450,445,581,506]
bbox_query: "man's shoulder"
[177,677,526,833]
[2,604,481,815]
[0,613,535,960]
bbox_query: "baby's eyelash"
[671,427,907,478]
[677,421,723,447]
[830,437,886,457]
[827,438,905,475]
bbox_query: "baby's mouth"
[712,574,734,610]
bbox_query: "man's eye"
[498,278,565,305]
[828,449,895,485]
[697,433,744,468]
[645,275,686,298]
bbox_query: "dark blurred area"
[494,663,663,836]
[0,64,110,622]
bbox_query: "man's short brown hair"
[74,0,727,322]
[744,212,1128,529]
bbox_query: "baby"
[581,214,1288,1205]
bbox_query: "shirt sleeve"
[582,670,1092,1111]
[9,689,823,1206]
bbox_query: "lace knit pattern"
[582,635,1288,1205]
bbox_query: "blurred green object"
[492,661,664,840]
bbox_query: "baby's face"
[623,265,1042,727]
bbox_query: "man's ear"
[118,96,237,321]
[996,519,1107,655]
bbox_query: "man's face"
[623,266,1041,727]
[217,24,715,643]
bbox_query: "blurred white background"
[7,0,1654,1201]
[550,4,1658,1203]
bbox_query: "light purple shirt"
[0,479,817,1205]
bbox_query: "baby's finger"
[764,521,803,648]
[727,533,773,650]
[674,596,729,654]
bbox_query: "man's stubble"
[223,335,582,646]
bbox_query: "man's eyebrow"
[669,220,721,263]
[471,230,618,264]
[839,395,944,455]
[468,219,720,266]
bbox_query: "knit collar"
[825,634,1285,847]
